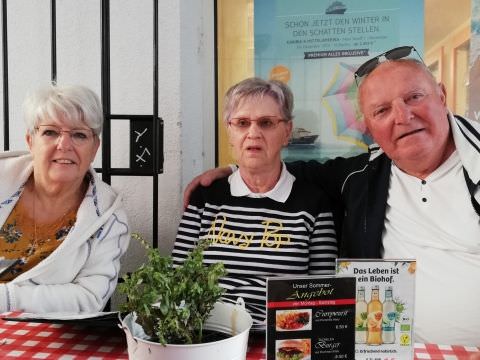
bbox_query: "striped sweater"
[172,177,337,324]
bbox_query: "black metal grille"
[1,0,163,248]
[2,0,9,151]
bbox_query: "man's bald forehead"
[356,59,441,116]
[359,59,436,90]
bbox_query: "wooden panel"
[426,46,444,83]
[217,0,254,166]
[450,26,470,116]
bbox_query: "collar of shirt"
[228,162,295,203]
[391,149,460,182]
[449,111,480,184]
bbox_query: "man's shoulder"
[322,152,377,177]
[286,152,373,171]
[331,152,370,167]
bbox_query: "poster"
[254,0,424,162]
[336,259,416,360]
[469,0,480,121]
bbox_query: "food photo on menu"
[276,309,312,331]
[276,338,311,360]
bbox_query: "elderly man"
[184,47,480,345]
[323,52,480,346]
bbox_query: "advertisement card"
[336,259,416,360]
[266,275,356,360]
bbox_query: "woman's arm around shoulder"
[183,166,234,209]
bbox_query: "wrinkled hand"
[183,166,233,209]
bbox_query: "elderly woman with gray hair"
[0,84,130,313]
[172,77,337,325]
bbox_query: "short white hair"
[223,77,294,123]
[23,84,103,135]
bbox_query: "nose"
[56,131,74,150]
[246,121,262,138]
[392,99,413,124]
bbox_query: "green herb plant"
[119,234,226,345]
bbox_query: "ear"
[90,136,101,162]
[225,121,235,146]
[438,82,447,105]
[26,132,33,151]
[284,120,293,146]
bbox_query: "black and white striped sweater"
[172,177,337,324]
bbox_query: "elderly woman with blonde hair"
[172,77,337,325]
[0,84,130,313]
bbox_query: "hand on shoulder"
[183,166,234,209]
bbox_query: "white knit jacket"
[0,151,130,313]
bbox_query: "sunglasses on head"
[354,46,424,85]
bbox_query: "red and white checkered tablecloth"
[0,313,128,359]
[414,343,480,360]
[0,313,478,360]
[245,338,480,360]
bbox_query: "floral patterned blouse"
[0,200,77,282]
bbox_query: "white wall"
[0,0,215,309]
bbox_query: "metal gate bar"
[1,0,163,249]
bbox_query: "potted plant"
[118,234,253,359]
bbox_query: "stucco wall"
[0,0,215,309]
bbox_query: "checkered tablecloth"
[1,313,478,360]
[414,343,480,360]
[0,313,128,359]
[246,338,480,360]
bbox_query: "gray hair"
[357,58,436,114]
[23,84,103,135]
[223,77,294,122]
[358,58,434,88]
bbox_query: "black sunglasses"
[354,46,424,85]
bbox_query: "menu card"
[336,259,416,360]
[266,275,356,360]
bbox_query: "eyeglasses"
[35,125,95,146]
[228,116,288,131]
[354,46,424,85]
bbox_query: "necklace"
[29,183,80,258]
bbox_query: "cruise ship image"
[289,127,319,145]
[325,1,347,14]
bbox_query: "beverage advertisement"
[336,259,416,360]
[266,275,356,360]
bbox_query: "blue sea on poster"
[254,0,424,162]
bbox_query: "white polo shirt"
[229,162,295,202]
[382,150,480,345]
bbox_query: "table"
[245,337,480,360]
[0,313,128,359]
[0,313,478,359]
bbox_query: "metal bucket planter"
[120,301,253,360]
